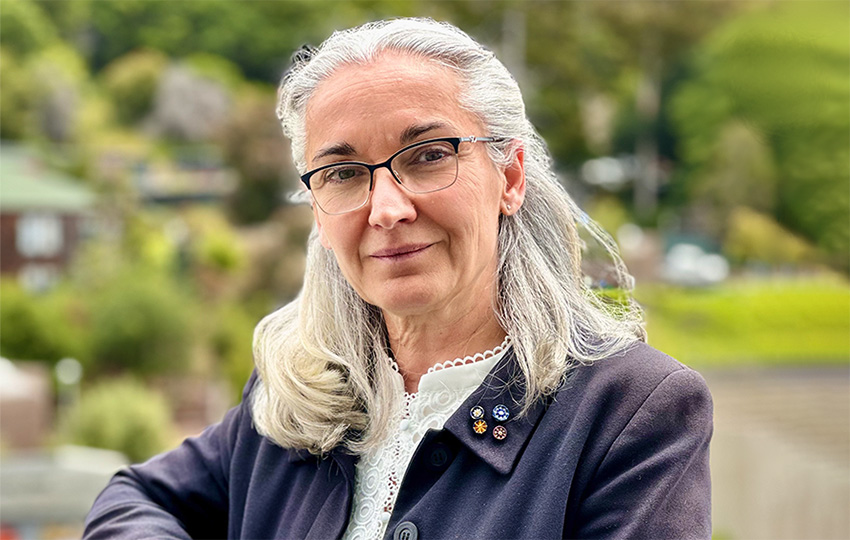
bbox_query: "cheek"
[317,223,331,250]
[461,173,503,220]
[322,224,368,295]
[443,182,501,250]
[316,216,358,262]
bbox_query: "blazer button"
[428,443,450,469]
[393,521,418,540]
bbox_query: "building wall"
[0,212,83,282]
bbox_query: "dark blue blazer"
[84,342,713,539]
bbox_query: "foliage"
[25,43,90,142]
[210,302,257,400]
[0,48,35,139]
[637,279,850,368]
[221,87,289,224]
[121,210,180,273]
[184,52,245,92]
[690,121,777,239]
[181,207,246,298]
[0,0,58,58]
[671,1,850,266]
[64,377,175,462]
[101,49,168,124]
[5,0,845,393]
[724,207,816,268]
[197,233,242,274]
[0,280,89,363]
[27,0,737,168]
[58,0,332,80]
[586,195,630,238]
[88,272,194,376]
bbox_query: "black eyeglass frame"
[300,135,505,215]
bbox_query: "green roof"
[0,144,96,212]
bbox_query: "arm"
[84,376,255,539]
[576,368,714,540]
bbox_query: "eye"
[420,148,448,162]
[407,142,455,166]
[321,165,366,184]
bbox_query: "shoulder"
[544,341,713,445]
[560,341,710,409]
[541,345,714,539]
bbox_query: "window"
[16,213,63,258]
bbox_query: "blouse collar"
[417,347,508,394]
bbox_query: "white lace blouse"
[341,340,511,540]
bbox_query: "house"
[0,144,96,291]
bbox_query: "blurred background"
[0,1,847,538]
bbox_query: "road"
[704,366,849,540]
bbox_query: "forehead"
[304,53,482,161]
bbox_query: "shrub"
[65,377,175,462]
[101,49,168,124]
[0,48,35,139]
[724,207,816,267]
[210,302,256,399]
[0,280,89,363]
[89,273,194,376]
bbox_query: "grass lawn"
[634,277,850,369]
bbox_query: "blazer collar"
[285,349,547,476]
[443,349,548,475]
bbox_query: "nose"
[367,167,417,228]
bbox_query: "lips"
[370,243,432,260]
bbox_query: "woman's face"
[304,53,524,321]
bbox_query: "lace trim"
[342,383,474,539]
[426,335,511,374]
[386,335,511,375]
[342,344,509,540]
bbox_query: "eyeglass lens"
[310,140,459,214]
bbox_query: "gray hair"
[252,18,645,455]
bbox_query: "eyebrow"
[312,142,357,162]
[311,121,451,163]
[399,121,450,145]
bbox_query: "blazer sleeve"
[83,374,256,540]
[576,368,714,540]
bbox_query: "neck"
[385,302,506,393]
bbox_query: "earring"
[506,204,512,211]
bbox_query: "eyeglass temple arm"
[464,136,507,144]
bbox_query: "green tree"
[89,272,194,376]
[78,1,330,80]
[0,48,35,139]
[690,121,777,239]
[672,1,850,267]
[0,281,89,364]
[434,1,736,187]
[209,302,256,400]
[0,0,59,58]
[724,207,815,268]
[101,49,168,125]
[25,43,90,142]
[222,87,289,223]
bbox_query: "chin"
[369,284,443,317]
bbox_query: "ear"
[500,144,526,216]
[311,197,332,249]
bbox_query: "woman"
[85,18,712,540]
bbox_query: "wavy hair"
[252,18,645,455]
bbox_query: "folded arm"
[84,378,253,540]
[576,368,714,539]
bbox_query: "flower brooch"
[470,404,510,440]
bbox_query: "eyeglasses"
[301,136,504,215]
